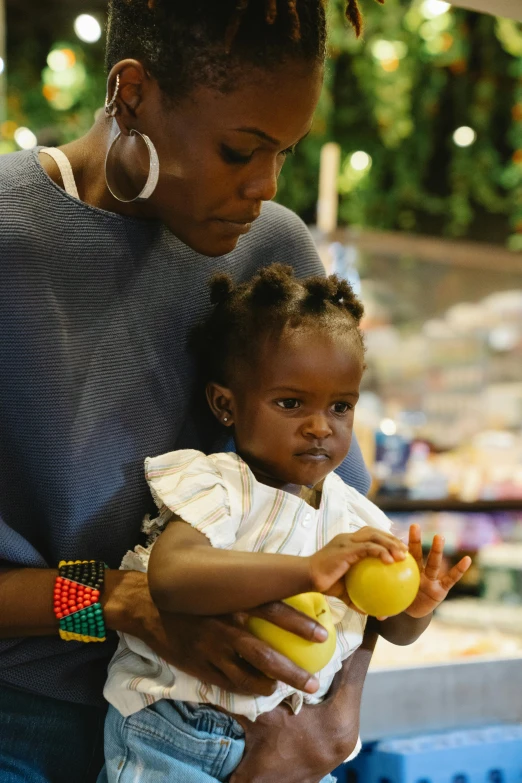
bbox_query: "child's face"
[225,325,364,490]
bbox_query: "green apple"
[247,592,337,675]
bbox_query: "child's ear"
[206,382,235,427]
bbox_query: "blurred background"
[1,1,522,776]
[3,0,522,246]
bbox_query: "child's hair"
[193,263,365,387]
[106,0,384,101]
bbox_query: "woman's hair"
[193,263,365,387]
[106,0,382,100]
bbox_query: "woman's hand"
[230,701,354,783]
[229,628,379,783]
[404,523,472,619]
[309,527,408,597]
[103,570,328,696]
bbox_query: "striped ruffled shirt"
[104,450,392,723]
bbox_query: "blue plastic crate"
[334,743,374,782]
[334,725,522,783]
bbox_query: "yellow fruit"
[345,553,420,617]
[247,592,337,674]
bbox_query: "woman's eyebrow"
[233,127,312,146]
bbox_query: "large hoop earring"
[104,130,160,203]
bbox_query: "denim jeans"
[0,681,106,783]
[100,700,337,783]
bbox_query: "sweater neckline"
[31,146,164,228]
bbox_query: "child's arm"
[148,520,408,615]
[367,611,432,646]
[369,523,472,645]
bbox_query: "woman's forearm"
[148,544,313,615]
[0,568,59,637]
[0,567,151,639]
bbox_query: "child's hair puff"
[192,263,365,388]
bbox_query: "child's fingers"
[424,534,445,580]
[440,556,472,592]
[353,541,397,564]
[379,538,408,562]
[332,540,395,566]
[351,528,408,552]
[352,529,408,561]
[408,523,423,569]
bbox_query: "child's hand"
[308,527,408,598]
[404,523,472,619]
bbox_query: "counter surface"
[361,620,522,740]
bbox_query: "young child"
[102,265,471,782]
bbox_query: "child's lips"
[296,449,330,461]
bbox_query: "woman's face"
[137,62,323,255]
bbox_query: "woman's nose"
[241,160,279,203]
[302,414,333,440]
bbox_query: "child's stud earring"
[223,417,228,423]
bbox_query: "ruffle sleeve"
[343,484,393,533]
[143,449,236,549]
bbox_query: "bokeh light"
[42,46,87,111]
[380,419,397,436]
[74,15,102,43]
[47,48,76,73]
[421,0,451,20]
[453,126,477,147]
[350,151,372,171]
[14,127,37,149]
[371,40,408,61]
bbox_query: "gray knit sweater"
[0,148,370,705]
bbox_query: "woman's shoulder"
[0,148,43,197]
[255,200,308,232]
[251,201,315,251]
[240,201,324,279]
[0,152,46,270]
[0,149,61,258]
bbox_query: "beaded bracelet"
[53,560,107,643]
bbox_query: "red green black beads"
[54,560,107,643]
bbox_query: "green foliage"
[2,27,106,149]
[277,0,521,246]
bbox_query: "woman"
[0,2,379,781]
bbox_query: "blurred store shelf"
[329,228,522,274]
[375,497,522,513]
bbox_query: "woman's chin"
[172,229,241,257]
[204,237,241,257]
